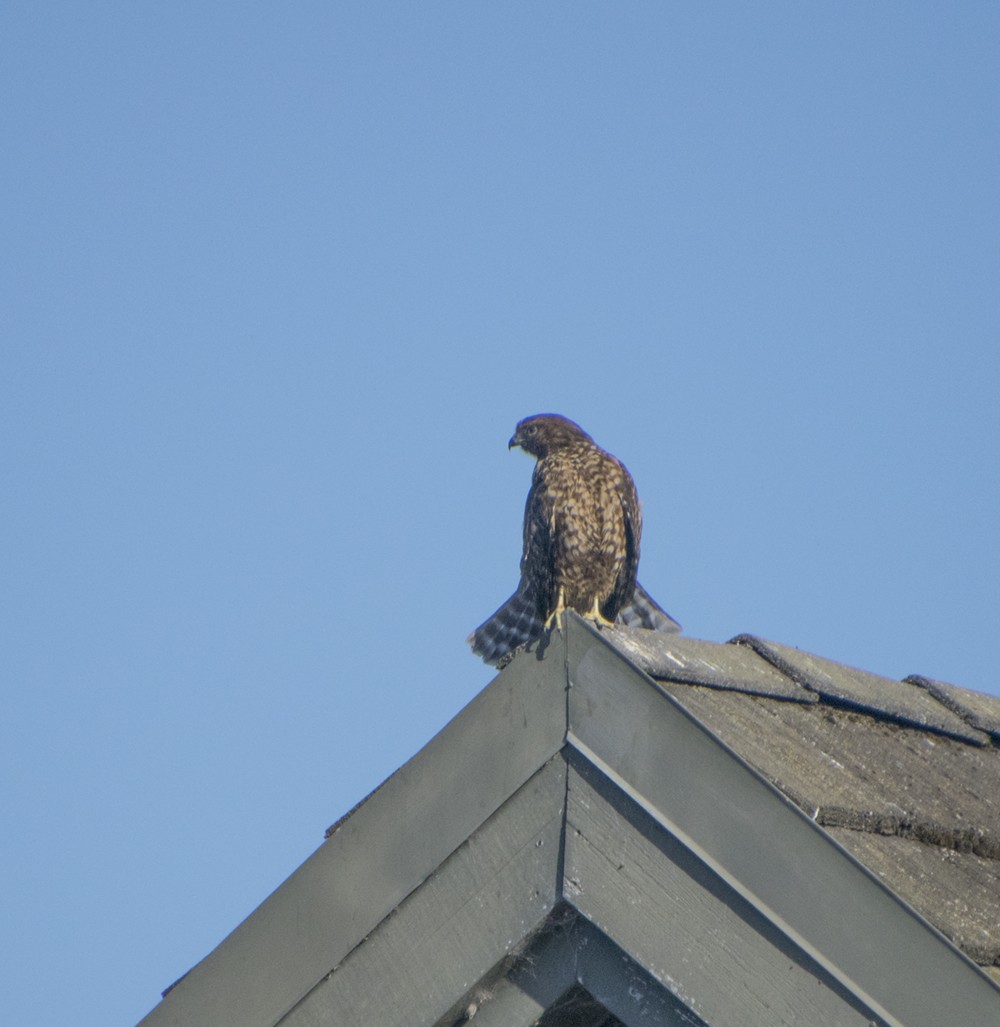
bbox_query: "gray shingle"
[731,634,988,744]
[603,628,814,701]
[906,675,1000,743]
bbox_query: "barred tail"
[467,588,544,667]
[469,581,679,667]
[617,582,682,634]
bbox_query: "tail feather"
[617,581,682,634]
[467,588,544,666]
[469,580,680,666]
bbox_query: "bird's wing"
[604,456,642,619]
[520,465,557,620]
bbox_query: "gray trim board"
[564,752,880,1025]
[280,758,567,1026]
[139,649,568,1027]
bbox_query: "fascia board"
[139,648,569,1027]
[284,758,568,1027]
[563,751,879,1025]
[563,616,1000,1027]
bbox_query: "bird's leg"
[544,588,567,632]
[585,596,615,628]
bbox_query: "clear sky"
[2,4,998,1024]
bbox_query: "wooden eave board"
[281,742,884,1026]
[139,649,569,1027]
[564,751,880,1025]
[280,757,567,1026]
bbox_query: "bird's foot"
[544,590,567,632]
[583,597,615,628]
[544,606,566,632]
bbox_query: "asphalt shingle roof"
[604,627,1000,982]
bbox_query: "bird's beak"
[508,433,519,450]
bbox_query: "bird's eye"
[524,424,536,434]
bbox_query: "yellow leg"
[585,596,615,627]
[546,592,615,631]
[544,588,567,631]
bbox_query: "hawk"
[468,414,680,666]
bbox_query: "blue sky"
[2,4,998,1024]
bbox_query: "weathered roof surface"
[906,674,1000,743]
[138,619,1000,1026]
[605,627,1000,982]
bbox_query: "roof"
[606,628,1000,979]
[137,617,1000,1026]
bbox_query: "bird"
[468,413,680,666]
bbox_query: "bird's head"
[509,414,593,459]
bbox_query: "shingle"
[827,828,1000,968]
[603,628,814,701]
[659,685,1000,856]
[906,675,1000,744]
[731,635,988,744]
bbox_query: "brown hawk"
[468,414,680,666]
